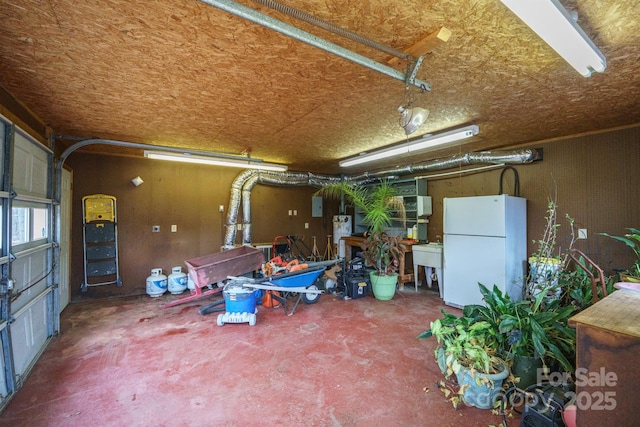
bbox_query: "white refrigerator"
[443,195,527,308]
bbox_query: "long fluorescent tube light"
[339,125,479,167]
[500,0,606,77]
[144,151,288,172]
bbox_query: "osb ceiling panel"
[0,0,638,174]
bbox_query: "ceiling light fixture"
[144,151,288,172]
[399,106,430,135]
[339,125,479,167]
[500,0,606,77]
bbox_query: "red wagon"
[161,246,264,309]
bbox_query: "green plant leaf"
[530,319,547,358]
[417,329,433,339]
[498,316,518,333]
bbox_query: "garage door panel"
[10,291,50,377]
[12,131,49,198]
[10,249,49,314]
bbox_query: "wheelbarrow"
[228,260,337,316]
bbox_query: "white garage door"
[0,119,57,409]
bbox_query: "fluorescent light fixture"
[500,0,606,77]
[339,125,479,167]
[144,151,288,172]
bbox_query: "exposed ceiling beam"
[387,27,451,68]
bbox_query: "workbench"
[340,236,416,289]
[568,289,640,426]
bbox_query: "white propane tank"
[146,268,167,297]
[167,266,188,295]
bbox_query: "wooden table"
[568,289,640,426]
[340,236,417,288]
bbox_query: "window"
[12,207,29,246]
[11,204,49,249]
[32,207,48,240]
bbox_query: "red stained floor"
[0,287,515,426]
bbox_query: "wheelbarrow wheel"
[301,284,321,304]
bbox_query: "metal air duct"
[223,148,541,247]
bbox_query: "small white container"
[167,266,188,295]
[146,268,167,297]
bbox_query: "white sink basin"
[412,243,444,297]
[412,244,443,267]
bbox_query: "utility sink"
[412,243,444,297]
[412,243,443,268]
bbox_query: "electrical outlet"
[288,210,293,216]
[293,210,298,216]
[219,205,224,212]
[578,228,588,239]
[171,224,177,232]
[305,222,309,229]
[152,225,160,232]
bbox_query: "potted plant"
[315,180,406,300]
[466,284,576,389]
[419,309,509,409]
[526,198,575,300]
[599,227,640,282]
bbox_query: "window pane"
[12,207,29,245]
[32,207,48,240]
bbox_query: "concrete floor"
[0,286,514,426]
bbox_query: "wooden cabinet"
[568,289,640,426]
[354,178,432,241]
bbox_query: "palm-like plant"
[315,179,405,234]
[315,179,406,275]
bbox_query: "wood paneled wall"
[67,154,338,299]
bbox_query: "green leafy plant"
[557,257,617,311]
[419,309,505,377]
[465,284,576,373]
[599,227,640,280]
[419,307,508,408]
[359,230,404,275]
